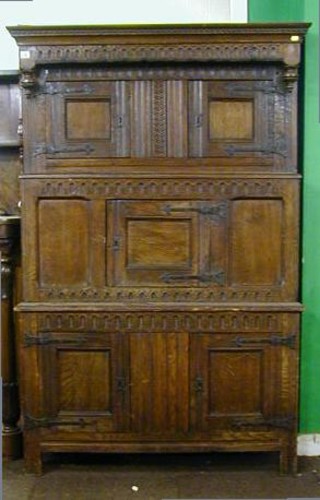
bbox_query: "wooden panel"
[110,200,199,286]
[0,150,20,214]
[66,99,111,140]
[230,199,283,286]
[208,349,262,415]
[167,80,188,157]
[127,219,191,268]
[130,332,189,433]
[188,80,276,163]
[0,78,20,145]
[131,81,152,156]
[190,331,289,432]
[188,80,206,157]
[45,81,130,158]
[58,349,111,412]
[38,199,90,286]
[209,99,254,140]
[12,23,305,475]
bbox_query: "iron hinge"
[234,333,296,349]
[163,202,227,223]
[24,415,94,430]
[162,269,225,286]
[231,415,296,431]
[33,143,94,156]
[24,332,85,347]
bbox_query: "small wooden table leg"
[1,216,22,460]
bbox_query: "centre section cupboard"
[9,23,309,474]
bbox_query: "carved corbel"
[282,40,301,92]
[20,70,38,97]
[283,65,299,92]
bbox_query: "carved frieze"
[36,311,281,334]
[44,65,277,83]
[19,43,289,69]
[38,286,280,302]
[36,178,282,199]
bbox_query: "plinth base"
[2,428,23,460]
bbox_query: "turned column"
[1,215,22,459]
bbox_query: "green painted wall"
[249,0,303,21]
[249,0,320,433]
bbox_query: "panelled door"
[23,331,130,434]
[190,330,298,433]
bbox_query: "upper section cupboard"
[8,23,309,174]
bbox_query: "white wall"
[1,0,247,70]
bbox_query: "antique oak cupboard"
[9,23,309,474]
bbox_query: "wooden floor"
[3,453,320,499]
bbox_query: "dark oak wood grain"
[9,23,309,475]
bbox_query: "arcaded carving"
[39,286,280,302]
[26,43,288,67]
[45,65,277,83]
[37,178,282,199]
[37,311,281,334]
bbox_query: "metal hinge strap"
[163,202,227,222]
[24,415,93,430]
[232,415,295,430]
[234,333,296,349]
[24,333,85,347]
[162,270,225,286]
[33,143,94,156]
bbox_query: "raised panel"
[109,201,199,286]
[208,349,262,415]
[46,81,130,157]
[230,199,283,286]
[188,79,278,163]
[58,349,111,412]
[209,99,254,141]
[66,99,111,140]
[38,199,90,286]
[130,332,189,433]
[127,219,191,268]
[190,330,292,432]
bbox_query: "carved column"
[1,215,22,459]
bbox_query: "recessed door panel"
[190,331,295,432]
[108,201,200,286]
[189,80,286,165]
[209,99,254,141]
[66,99,111,140]
[207,349,263,415]
[127,219,191,268]
[46,81,130,157]
[27,332,130,432]
[58,349,112,412]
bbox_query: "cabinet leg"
[279,443,298,475]
[23,434,43,475]
[2,424,23,461]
